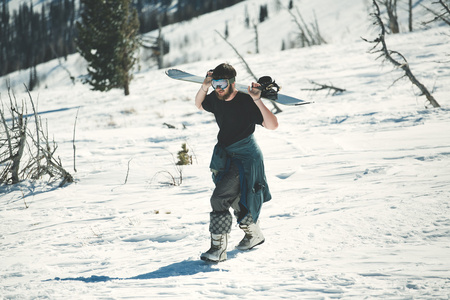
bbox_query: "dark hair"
[212,63,236,80]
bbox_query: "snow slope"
[1,0,450,299]
[144,0,373,67]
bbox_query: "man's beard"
[215,88,233,101]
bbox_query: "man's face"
[215,85,233,100]
[212,78,234,100]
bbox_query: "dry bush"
[0,85,73,186]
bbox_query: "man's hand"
[249,82,278,130]
[196,70,213,110]
[248,82,262,101]
[203,70,213,88]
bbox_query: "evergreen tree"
[77,0,140,96]
[259,5,268,23]
[0,0,10,75]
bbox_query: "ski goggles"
[211,77,235,90]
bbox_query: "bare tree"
[156,18,165,69]
[141,17,168,69]
[377,0,400,33]
[1,85,73,186]
[0,89,27,184]
[301,81,346,96]
[408,0,413,32]
[287,8,326,47]
[253,22,260,54]
[215,30,282,114]
[363,0,440,108]
[422,0,450,27]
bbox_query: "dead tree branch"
[362,0,441,108]
[421,0,450,26]
[214,30,283,114]
[215,30,258,80]
[141,17,166,69]
[376,0,400,34]
[253,22,260,54]
[1,87,28,184]
[0,86,73,186]
[50,44,76,85]
[25,84,41,177]
[287,8,326,47]
[301,80,346,96]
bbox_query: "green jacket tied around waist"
[209,134,272,223]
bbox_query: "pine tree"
[0,0,10,75]
[76,0,140,95]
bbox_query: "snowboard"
[165,69,311,106]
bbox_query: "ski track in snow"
[2,1,450,299]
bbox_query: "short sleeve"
[249,98,263,125]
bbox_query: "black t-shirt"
[202,91,263,147]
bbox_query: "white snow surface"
[1,0,450,299]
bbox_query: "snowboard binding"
[257,76,280,100]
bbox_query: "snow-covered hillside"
[144,0,372,67]
[1,0,450,299]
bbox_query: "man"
[195,63,278,262]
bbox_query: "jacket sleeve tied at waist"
[209,134,272,223]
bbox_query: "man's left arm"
[248,83,278,130]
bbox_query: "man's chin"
[215,90,229,100]
[215,91,224,100]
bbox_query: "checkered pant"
[209,162,255,234]
[209,211,232,234]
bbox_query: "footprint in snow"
[276,170,296,180]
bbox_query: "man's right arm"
[195,71,213,110]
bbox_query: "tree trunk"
[157,18,164,69]
[366,0,441,108]
[379,0,399,33]
[124,80,130,96]
[253,23,259,54]
[408,0,413,32]
[387,0,399,33]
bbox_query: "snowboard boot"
[236,220,265,250]
[201,211,232,262]
[200,233,228,262]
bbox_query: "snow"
[1,0,450,299]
